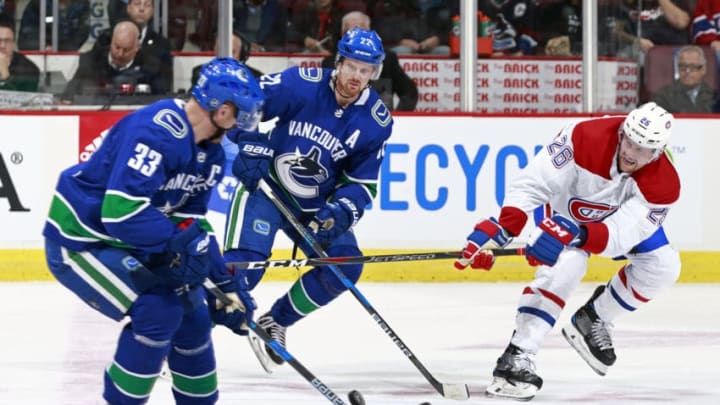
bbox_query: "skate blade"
[247,331,277,374]
[485,377,537,401]
[562,325,609,376]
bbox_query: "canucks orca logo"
[275,146,329,198]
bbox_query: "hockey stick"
[202,278,355,405]
[226,248,525,269]
[258,179,471,401]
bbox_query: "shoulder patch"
[632,152,681,205]
[298,67,323,82]
[571,117,624,180]
[152,109,188,139]
[371,99,391,127]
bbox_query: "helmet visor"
[235,100,264,132]
[338,59,381,81]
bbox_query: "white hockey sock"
[512,314,553,354]
[594,266,649,322]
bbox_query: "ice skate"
[562,285,616,376]
[485,343,543,401]
[247,311,287,374]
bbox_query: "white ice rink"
[1,281,719,405]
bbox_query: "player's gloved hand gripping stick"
[258,179,471,401]
[202,278,363,405]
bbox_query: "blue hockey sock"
[103,324,170,405]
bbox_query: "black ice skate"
[247,311,287,374]
[485,343,543,401]
[562,285,617,376]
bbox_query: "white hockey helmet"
[621,102,674,150]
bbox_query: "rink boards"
[1,113,719,282]
[2,248,719,282]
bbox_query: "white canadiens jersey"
[503,116,681,258]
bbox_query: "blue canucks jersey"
[43,99,225,254]
[235,66,393,212]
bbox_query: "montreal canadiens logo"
[568,198,617,222]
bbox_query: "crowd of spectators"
[0,0,719,112]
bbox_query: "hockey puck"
[418,402,432,405]
[348,390,365,405]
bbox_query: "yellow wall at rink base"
[2,249,718,283]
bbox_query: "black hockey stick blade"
[227,248,526,270]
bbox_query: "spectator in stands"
[191,31,264,88]
[321,11,418,111]
[652,45,716,113]
[61,21,171,102]
[692,0,720,66]
[0,1,15,21]
[373,0,454,55]
[18,0,90,51]
[0,17,40,92]
[107,0,189,51]
[539,0,630,57]
[191,0,288,52]
[287,0,365,54]
[614,0,691,58]
[479,0,540,56]
[96,0,172,70]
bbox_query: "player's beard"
[335,77,364,104]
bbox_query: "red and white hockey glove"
[454,217,512,271]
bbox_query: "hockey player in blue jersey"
[42,58,264,405]
[222,27,393,372]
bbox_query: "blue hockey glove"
[454,217,512,270]
[310,197,359,244]
[232,139,274,191]
[208,276,257,336]
[164,221,211,286]
[525,215,580,267]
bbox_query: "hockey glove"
[232,139,274,191]
[454,217,512,270]
[208,276,256,336]
[525,215,580,267]
[310,197,360,244]
[164,221,212,286]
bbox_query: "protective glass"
[235,101,264,132]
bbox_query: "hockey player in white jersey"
[454,102,681,400]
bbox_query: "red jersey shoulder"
[570,116,624,180]
[632,152,681,205]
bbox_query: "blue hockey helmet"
[192,57,265,131]
[336,27,385,80]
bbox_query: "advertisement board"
[1,113,717,281]
[0,116,78,247]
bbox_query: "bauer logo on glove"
[241,143,274,158]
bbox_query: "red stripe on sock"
[632,287,650,303]
[618,266,628,287]
[521,286,565,308]
[538,288,566,308]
